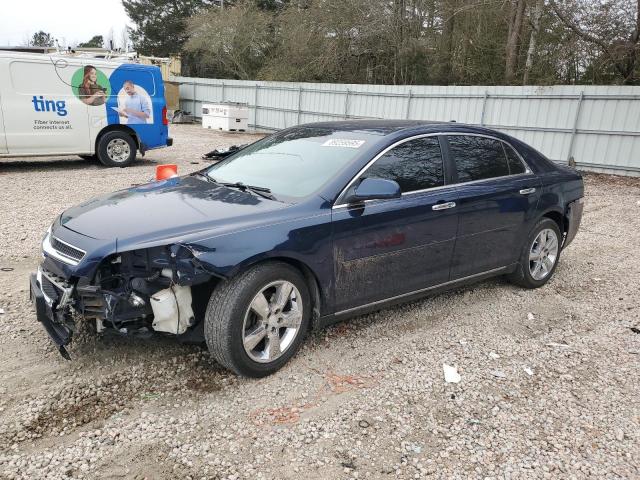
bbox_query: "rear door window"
[447,135,510,183]
[361,137,444,193]
[503,143,527,175]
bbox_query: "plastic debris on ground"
[443,364,461,383]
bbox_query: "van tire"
[97,131,137,167]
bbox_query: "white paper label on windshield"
[322,139,366,148]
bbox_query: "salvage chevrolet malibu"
[30,120,584,377]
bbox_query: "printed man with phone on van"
[114,80,151,125]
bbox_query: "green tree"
[186,1,274,79]
[77,35,104,48]
[122,0,215,57]
[180,0,639,86]
[31,31,54,47]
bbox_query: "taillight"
[162,106,168,125]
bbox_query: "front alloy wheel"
[242,281,303,363]
[204,262,311,377]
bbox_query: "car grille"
[51,237,85,262]
[41,274,60,302]
[39,268,74,307]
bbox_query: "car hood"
[60,175,290,246]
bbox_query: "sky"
[0,0,132,48]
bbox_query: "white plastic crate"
[202,103,249,132]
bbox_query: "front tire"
[204,262,311,378]
[508,218,562,289]
[97,131,137,167]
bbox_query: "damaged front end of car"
[31,231,221,359]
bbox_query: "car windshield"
[206,127,377,199]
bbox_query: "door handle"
[519,188,536,195]
[432,201,456,211]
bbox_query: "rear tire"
[204,262,311,378]
[507,218,562,289]
[97,131,137,167]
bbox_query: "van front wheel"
[97,131,137,167]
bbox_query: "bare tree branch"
[548,0,611,53]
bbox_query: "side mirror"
[346,178,401,203]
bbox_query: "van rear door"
[4,56,90,155]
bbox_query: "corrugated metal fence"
[172,76,640,176]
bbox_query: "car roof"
[297,120,447,135]
[297,119,495,137]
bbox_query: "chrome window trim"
[332,131,533,209]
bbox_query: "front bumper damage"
[29,267,75,359]
[31,235,222,358]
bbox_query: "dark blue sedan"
[30,121,584,377]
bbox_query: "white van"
[0,52,172,167]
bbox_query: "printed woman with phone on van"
[78,65,107,106]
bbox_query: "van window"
[447,135,510,183]
[111,66,156,96]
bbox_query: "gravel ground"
[0,124,639,480]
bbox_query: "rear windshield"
[206,127,377,199]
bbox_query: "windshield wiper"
[219,181,277,200]
[195,173,278,200]
[192,171,216,183]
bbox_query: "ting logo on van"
[31,96,68,117]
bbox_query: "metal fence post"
[297,86,303,125]
[192,80,196,116]
[254,84,259,128]
[344,89,350,119]
[567,91,585,163]
[405,89,413,119]
[480,91,489,125]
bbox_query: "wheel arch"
[226,255,325,328]
[95,125,140,153]
[540,208,568,240]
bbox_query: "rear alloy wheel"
[528,228,559,281]
[204,262,311,377]
[97,131,137,167]
[508,218,562,289]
